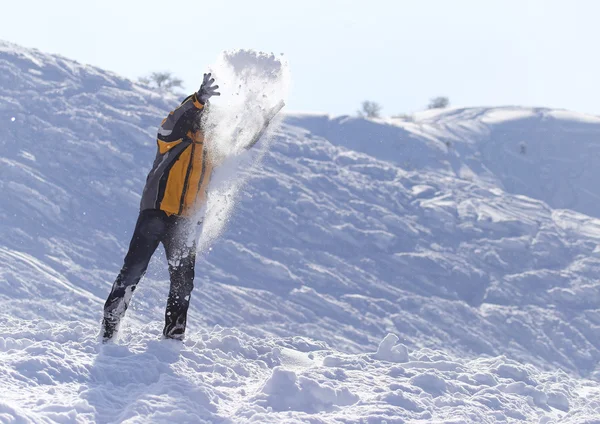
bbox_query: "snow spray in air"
[192,50,290,253]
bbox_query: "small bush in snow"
[520,143,527,155]
[427,96,450,109]
[139,72,184,93]
[358,101,382,119]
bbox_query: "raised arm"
[157,73,221,145]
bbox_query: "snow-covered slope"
[1,40,600,422]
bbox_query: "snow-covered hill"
[1,40,600,422]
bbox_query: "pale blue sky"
[2,0,599,116]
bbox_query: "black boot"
[163,311,187,340]
[101,316,119,342]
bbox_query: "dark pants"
[103,209,199,339]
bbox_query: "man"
[101,73,221,342]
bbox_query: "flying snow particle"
[11,117,16,122]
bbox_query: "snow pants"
[103,209,199,339]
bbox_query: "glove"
[196,73,220,104]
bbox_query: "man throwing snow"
[101,73,221,342]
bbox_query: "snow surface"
[1,40,600,422]
[3,321,598,423]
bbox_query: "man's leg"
[102,210,166,340]
[162,217,198,340]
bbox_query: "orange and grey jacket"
[140,93,214,217]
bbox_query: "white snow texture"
[0,40,600,423]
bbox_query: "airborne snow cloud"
[195,49,290,253]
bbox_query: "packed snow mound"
[0,320,597,423]
[2,39,600,422]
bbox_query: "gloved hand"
[196,73,220,104]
